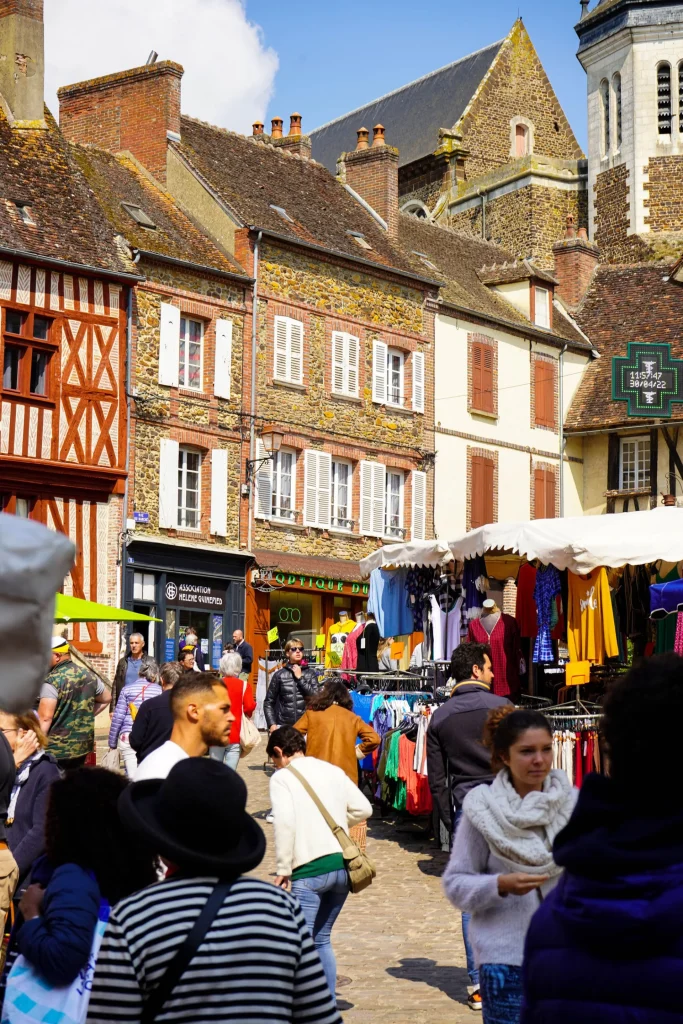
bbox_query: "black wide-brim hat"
[118,757,266,875]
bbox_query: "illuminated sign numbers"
[612,343,683,418]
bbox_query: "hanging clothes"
[567,568,619,664]
[357,619,380,673]
[468,613,521,698]
[533,564,562,664]
[368,568,414,637]
[429,589,464,661]
[463,555,488,621]
[405,567,438,633]
[516,562,539,638]
[341,621,365,674]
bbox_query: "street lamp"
[246,426,284,483]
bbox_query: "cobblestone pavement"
[240,742,474,1024]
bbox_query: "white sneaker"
[265,812,274,823]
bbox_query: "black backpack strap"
[140,880,232,1024]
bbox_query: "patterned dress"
[533,564,562,663]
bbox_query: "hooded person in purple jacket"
[522,654,683,1024]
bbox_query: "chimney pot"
[271,117,283,139]
[289,113,302,137]
[252,121,264,136]
[356,127,369,150]
[577,226,588,241]
[565,215,576,239]
[372,124,386,147]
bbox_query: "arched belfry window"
[600,79,610,155]
[612,72,622,150]
[658,62,672,134]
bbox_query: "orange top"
[294,704,380,783]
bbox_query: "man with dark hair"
[130,662,182,766]
[426,641,511,1011]
[134,671,233,781]
[39,637,111,770]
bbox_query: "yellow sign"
[267,626,279,643]
[390,641,405,660]
[315,634,326,649]
[566,661,590,687]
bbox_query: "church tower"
[577,0,683,262]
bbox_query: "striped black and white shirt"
[86,875,342,1024]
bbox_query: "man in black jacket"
[426,641,511,1011]
[263,638,318,734]
[129,661,183,765]
[232,630,253,679]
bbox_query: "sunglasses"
[289,647,304,653]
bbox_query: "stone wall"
[645,155,683,233]
[594,164,652,263]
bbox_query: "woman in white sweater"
[268,725,372,998]
[443,707,577,1024]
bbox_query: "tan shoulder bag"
[286,764,376,894]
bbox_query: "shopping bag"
[2,901,109,1024]
[239,681,261,757]
[100,748,120,772]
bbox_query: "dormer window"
[14,202,35,226]
[121,203,157,229]
[269,204,293,223]
[534,286,551,329]
[346,230,372,251]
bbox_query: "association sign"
[612,343,683,418]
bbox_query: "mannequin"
[468,599,522,699]
[327,610,356,667]
[357,612,380,674]
[355,611,366,624]
[480,599,501,636]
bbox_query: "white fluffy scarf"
[464,769,577,878]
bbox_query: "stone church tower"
[577,0,683,262]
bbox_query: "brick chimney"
[0,0,45,125]
[58,61,183,183]
[552,216,600,310]
[271,111,312,159]
[340,124,399,237]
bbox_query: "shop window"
[658,62,672,135]
[470,455,494,530]
[272,448,296,520]
[534,467,556,519]
[331,331,359,398]
[534,359,556,429]
[331,459,353,530]
[133,572,156,602]
[534,287,551,329]
[471,340,494,414]
[2,310,54,398]
[385,469,405,539]
[613,72,622,150]
[372,341,405,406]
[274,316,304,385]
[177,447,201,529]
[620,436,650,490]
[600,79,610,155]
[179,317,203,390]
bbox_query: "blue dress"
[532,565,561,663]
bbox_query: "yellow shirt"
[326,619,356,667]
[567,567,619,664]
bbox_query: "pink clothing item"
[467,613,522,698]
[341,621,364,680]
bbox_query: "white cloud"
[44,0,278,133]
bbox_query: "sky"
[44,0,589,150]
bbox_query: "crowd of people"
[0,625,681,1023]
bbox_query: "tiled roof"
[566,263,683,430]
[254,549,365,584]
[398,215,590,349]
[0,106,133,276]
[175,117,426,280]
[309,40,504,173]
[69,145,247,278]
[476,261,558,287]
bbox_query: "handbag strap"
[141,880,232,1024]
[286,764,342,839]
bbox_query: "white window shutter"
[371,462,386,537]
[210,449,229,536]
[254,439,273,519]
[317,451,332,528]
[158,438,179,528]
[360,461,373,534]
[372,340,388,404]
[347,335,360,397]
[158,303,180,386]
[214,318,233,399]
[304,450,332,528]
[332,332,345,394]
[412,470,427,540]
[289,319,304,384]
[412,351,425,413]
[274,317,289,381]
[360,460,386,536]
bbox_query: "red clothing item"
[222,675,256,744]
[516,563,538,638]
[341,621,364,674]
[398,734,433,815]
[468,614,521,698]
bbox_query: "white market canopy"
[359,507,683,578]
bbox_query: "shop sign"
[133,511,150,524]
[164,578,226,611]
[270,571,368,596]
[612,343,683,418]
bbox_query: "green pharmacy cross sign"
[612,343,683,418]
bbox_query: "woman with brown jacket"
[294,678,380,784]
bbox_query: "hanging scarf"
[463,768,577,878]
[7,751,45,825]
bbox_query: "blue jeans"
[453,808,479,988]
[209,743,241,771]
[479,964,523,1024]
[291,868,349,996]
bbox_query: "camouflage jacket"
[44,658,98,761]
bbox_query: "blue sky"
[250,0,589,148]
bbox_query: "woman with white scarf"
[443,707,577,1024]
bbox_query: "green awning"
[54,594,160,623]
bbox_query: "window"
[620,436,650,490]
[386,349,404,407]
[534,467,556,519]
[331,331,359,397]
[613,73,622,150]
[372,341,405,406]
[331,459,353,529]
[658,62,672,135]
[385,469,405,538]
[269,204,294,223]
[470,455,494,530]
[471,340,494,414]
[133,573,156,601]
[14,202,35,225]
[177,448,201,529]
[346,230,372,251]
[600,79,610,154]
[179,317,203,390]
[515,123,530,157]
[534,358,556,429]
[15,497,30,518]
[2,309,54,398]
[274,316,304,385]
[534,286,551,329]
[272,449,296,520]
[121,203,157,229]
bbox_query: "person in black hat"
[86,759,341,1024]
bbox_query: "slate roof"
[309,40,503,173]
[69,145,247,279]
[579,0,674,27]
[565,263,683,430]
[398,215,590,349]
[175,116,428,280]
[0,106,133,277]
